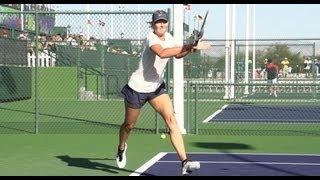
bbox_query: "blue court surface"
[130,152,320,176]
[203,104,320,123]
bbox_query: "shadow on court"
[56,155,135,174]
[192,142,255,150]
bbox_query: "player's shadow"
[192,142,255,150]
[56,155,133,174]
[56,155,155,176]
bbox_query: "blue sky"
[55,4,320,40]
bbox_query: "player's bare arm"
[150,44,193,59]
[150,41,212,59]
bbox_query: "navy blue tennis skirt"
[119,82,168,109]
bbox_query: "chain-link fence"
[0,10,169,134]
[186,39,320,136]
[1,10,320,136]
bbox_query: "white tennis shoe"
[116,143,127,169]
[182,160,200,175]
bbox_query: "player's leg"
[116,101,141,168]
[118,101,141,150]
[144,82,200,174]
[273,78,278,97]
[148,93,187,161]
[117,83,145,168]
[149,93,200,175]
[267,80,272,95]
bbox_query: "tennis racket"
[193,10,209,46]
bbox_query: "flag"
[197,15,203,21]
[183,4,191,11]
[98,20,105,27]
[86,19,93,25]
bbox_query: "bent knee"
[164,113,177,126]
[122,122,135,131]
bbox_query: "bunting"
[86,19,93,25]
[86,19,107,26]
[98,20,105,26]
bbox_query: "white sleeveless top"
[128,31,178,93]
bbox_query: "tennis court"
[1,134,320,176]
[131,152,320,176]
[203,104,320,123]
[1,7,320,176]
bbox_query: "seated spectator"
[66,34,77,46]
[31,36,44,54]
[18,31,29,41]
[0,29,10,38]
[84,36,97,51]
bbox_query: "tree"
[260,44,303,73]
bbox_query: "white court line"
[166,151,320,156]
[202,104,229,123]
[158,160,320,166]
[129,152,167,176]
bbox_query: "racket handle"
[193,40,199,47]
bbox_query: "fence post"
[155,112,159,134]
[100,42,105,100]
[194,83,198,135]
[34,11,39,134]
[76,47,81,100]
[186,80,190,133]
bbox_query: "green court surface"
[1,134,320,176]
[0,99,164,134]
[1,98,319,136]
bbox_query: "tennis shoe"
[182,159,200,175]
[116,143,127,168]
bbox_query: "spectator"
[265,58,279,97]
[2,31,9,38]
[315,59,320,77]
[78,33,85,50]
[304,57,312,78]
[281,57,290,78]
[260,58,268,79]
[84,36,97,50]
[0,29,10,38]
[66,34,77,46]
[18,31,29,41]
[31,36,44,55]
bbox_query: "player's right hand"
[193,40,213,50]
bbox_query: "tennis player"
[265,58,279,97]
[115,10,211,175]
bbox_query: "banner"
[0,5,55,34]
[0,6,20,29]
